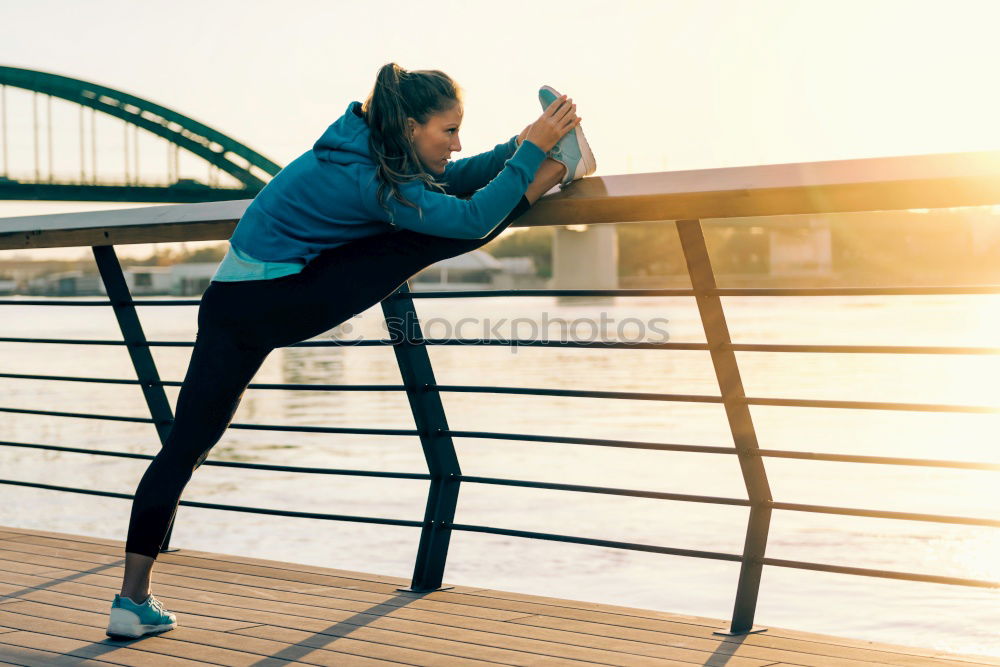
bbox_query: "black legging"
[124,195,532,558]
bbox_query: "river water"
[1,292,998,657]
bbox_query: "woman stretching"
[105,62,595,638]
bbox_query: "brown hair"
[361,63,463,224]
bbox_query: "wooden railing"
[1,146,998,636]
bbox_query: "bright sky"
[3,0,1000,258]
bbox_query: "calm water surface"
[1,293,998,657]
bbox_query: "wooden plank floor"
[0,526,995,667]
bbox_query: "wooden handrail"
[521,148,1000,226]
[3,147,1000,250]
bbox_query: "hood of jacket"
[312,101,373,166]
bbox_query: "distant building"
[125,266,173,295]
[20,263,221,297]
[27,271,105,296]
[411,250,503,290]
[496,256,536,275]
[170,262,219,296]
[0,259,86,291]
[492,256,546,289]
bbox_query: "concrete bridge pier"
[550,224,618,292]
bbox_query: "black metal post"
[381,282,461,593]
[92,245,180,553]
[675,220,773,635]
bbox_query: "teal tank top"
[211,243,306,282]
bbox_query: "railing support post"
[381,282,460,593]
[92,245,181,553]
[675,220,773,636]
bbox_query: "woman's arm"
[440,136,520,195]
[361,140,546,239]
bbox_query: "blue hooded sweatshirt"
[212,100,547,281]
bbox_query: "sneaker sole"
[570,123,597,179]
[106,608,176,638]
[539,85,597,184]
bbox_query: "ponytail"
[361,63,462,224]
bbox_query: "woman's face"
[408,102,463,175]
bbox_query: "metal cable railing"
[1,148,999,634]
[2,284,997,623]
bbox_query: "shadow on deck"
[0,526,995,666]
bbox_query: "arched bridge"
[0,65,281,203]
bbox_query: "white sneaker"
[106,593,177,638]
[538,85,597,187]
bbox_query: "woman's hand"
[523,94,582,153]
[516,124,530,147]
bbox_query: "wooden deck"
[0,526,995,666]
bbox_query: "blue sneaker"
[106,593,177,638]
[538,85,597,188]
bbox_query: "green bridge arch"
[0,65,282,201]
